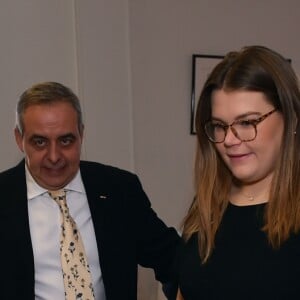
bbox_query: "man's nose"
[47,143,61,163]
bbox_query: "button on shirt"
[26,166,106,299]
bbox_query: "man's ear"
[14,127,24,152]
[79,124,85,141]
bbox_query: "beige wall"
[74,1,134,170]
[1,1,300,299]
[0,0,77,169]
[128,2,300,295]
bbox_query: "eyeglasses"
[204,108,277,143]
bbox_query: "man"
[0,82,180,299]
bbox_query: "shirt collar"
[25,164,86,200]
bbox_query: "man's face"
[15,102,84,190]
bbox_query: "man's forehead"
[23,102,75,113]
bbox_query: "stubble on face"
[15,102,83,190]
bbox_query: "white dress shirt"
[26,166,106,299]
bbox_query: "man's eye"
[33,138,46,147]
[60,137,74,146]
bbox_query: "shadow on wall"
[137,266,167,300]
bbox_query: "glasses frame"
[204,108,277,143]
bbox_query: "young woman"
[177,46,300,299]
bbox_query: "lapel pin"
[99,195,108,199]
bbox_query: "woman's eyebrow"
[211,111,261,122]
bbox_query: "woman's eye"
[212,122,225,129]
[238,120,253,127]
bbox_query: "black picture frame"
[190,54,292,135]
[190,54,224,135]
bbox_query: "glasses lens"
[232,121,256,141]
[205,120,257,143]
[205,122,226,142]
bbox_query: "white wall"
[74,0,134,170]
[129,0,300,229]
[1,1,300,299]
[0,0,77,169]
[129,1,300,299]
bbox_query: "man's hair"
[16,82,83,134]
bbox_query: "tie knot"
[48,189,66,201]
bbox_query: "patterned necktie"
[49,189,95,300]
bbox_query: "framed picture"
[190,54,224,134]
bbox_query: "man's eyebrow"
[59,133,76,139]
[28,133,77,141]
[29,134,47,140]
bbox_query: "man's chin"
[37,177,67,191]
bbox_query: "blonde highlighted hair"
[182,46,300,263]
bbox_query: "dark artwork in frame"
[190,54,223,135]
[190,54,292,135]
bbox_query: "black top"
[177,203,300,300]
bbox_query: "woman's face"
[211,89,284,185]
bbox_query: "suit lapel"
[83,173,113,244]
[0,161,35,298]
[80,162,123,296]
[80,161,114,242]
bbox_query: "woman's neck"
[230,178,271,206]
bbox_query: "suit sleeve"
[125,174,182,284]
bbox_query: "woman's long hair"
[182,46,300,263]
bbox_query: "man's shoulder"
[79,161,143,192]
[0,160,24,181]
[80,160,137,181]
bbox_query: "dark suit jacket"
[0,160,180,299]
